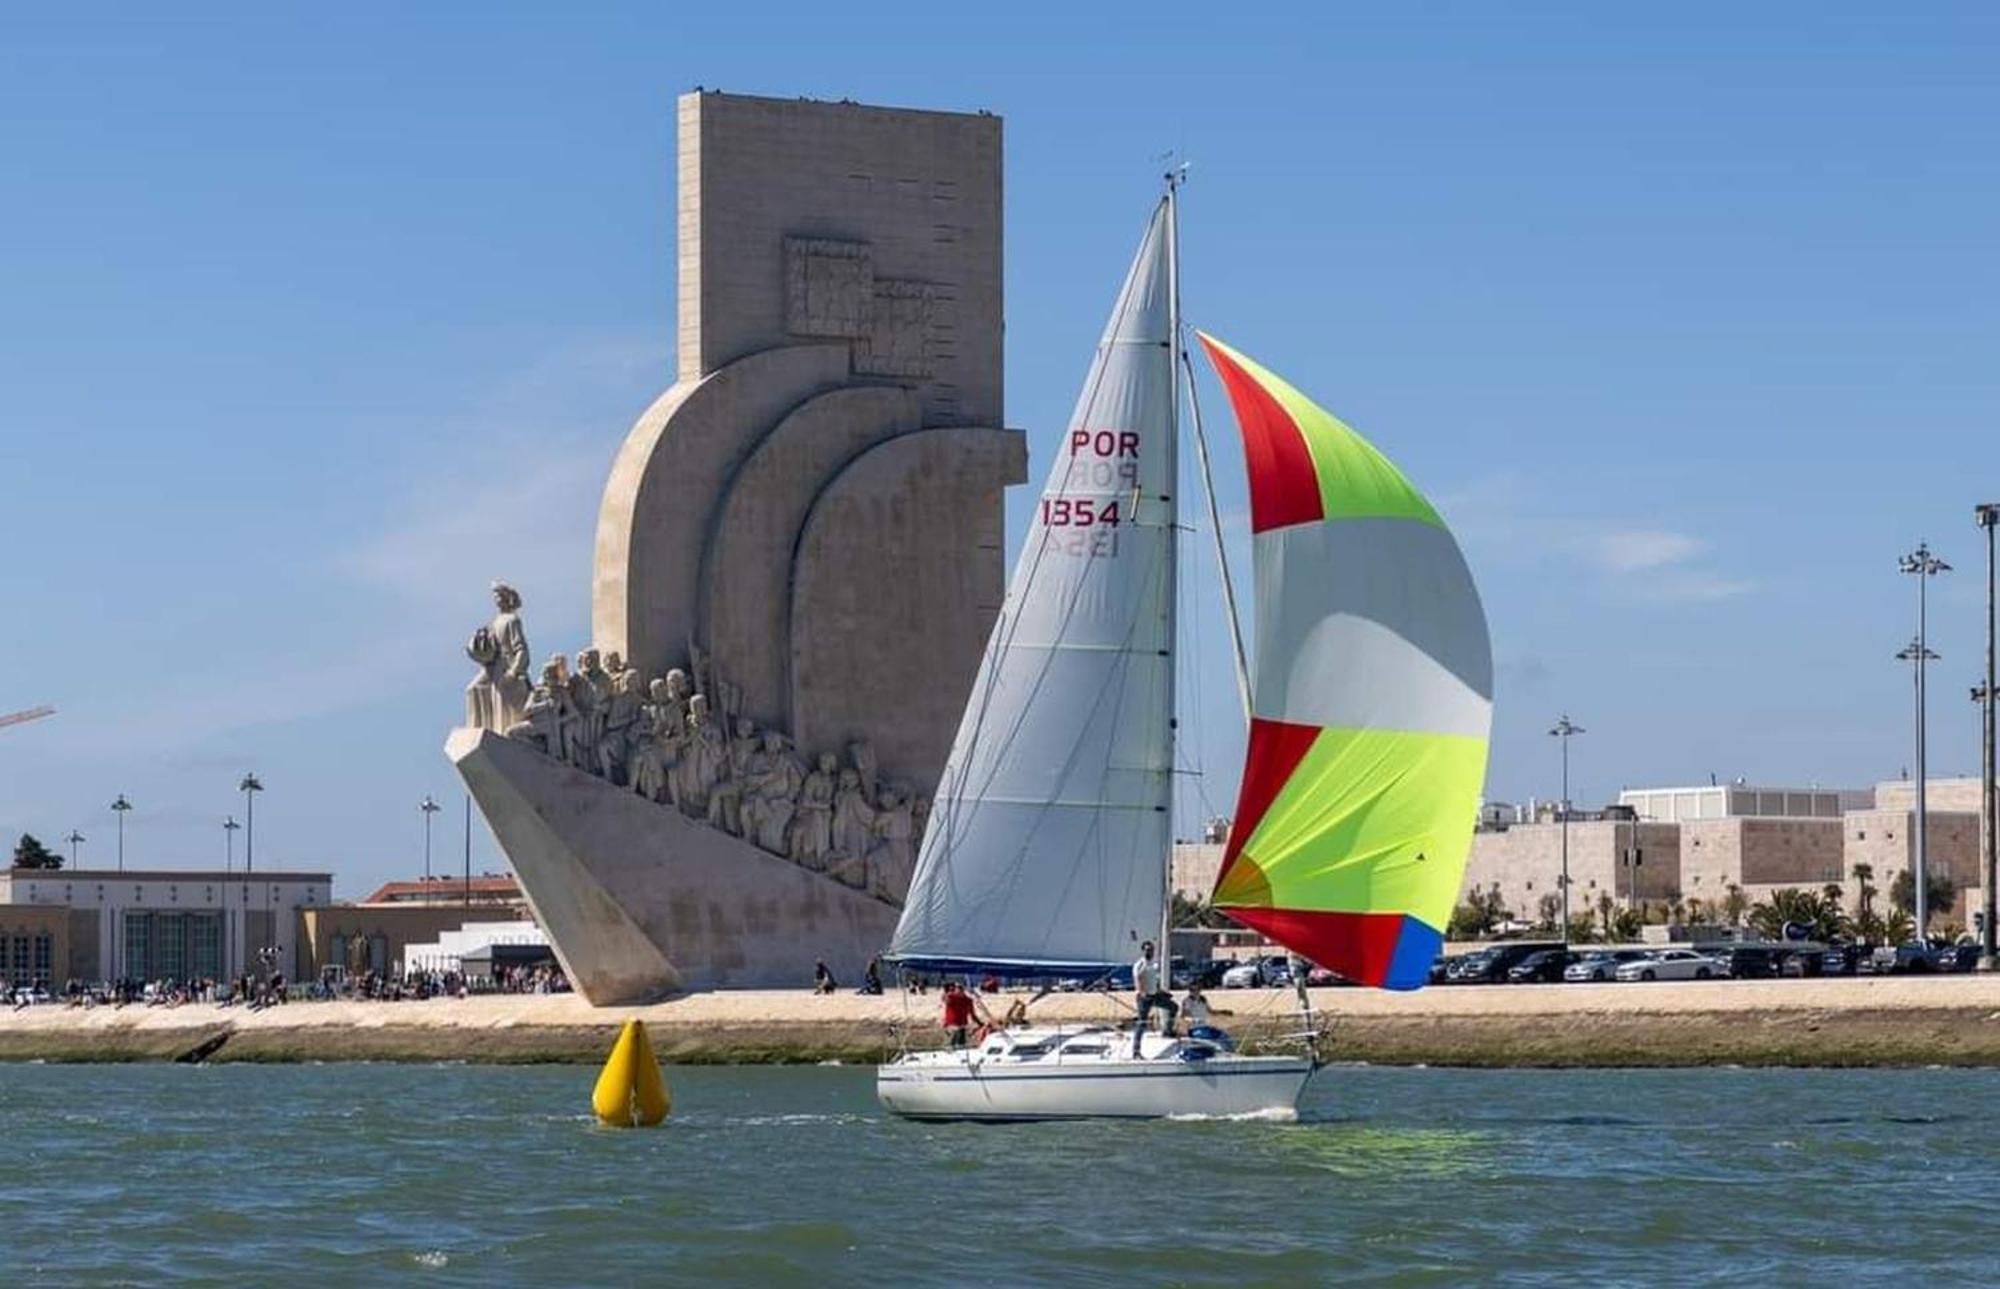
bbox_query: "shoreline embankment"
[3,976,1998,1066]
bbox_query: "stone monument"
[449,92,1025,1003]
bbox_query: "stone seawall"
[3,978,1998,1067]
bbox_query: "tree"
[1885,909,1917,947]
[1722,883,1748,927]
[1852,863,1877,918]
[1448,883,1511,939]
[1887,870,1957,930]
[1747,888,1847,943]
[1852,907,1887,945]
[1596,891,1617,940]
[1566,915,1600,944]
[1535,893,1562,932]
[10,833,60,870]
[1170,892,1233,930]
[1611,908,1645,941]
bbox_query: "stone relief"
[783,235,939,379]
[468,588,925,906]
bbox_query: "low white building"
[0,868,330,983]
[401,920,546,975]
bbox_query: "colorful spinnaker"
[1198,334,1492,990]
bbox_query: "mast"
[1183,347,1252,721]
[1160,170,1183,976]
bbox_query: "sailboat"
[875,180,1492,1121]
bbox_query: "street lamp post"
[222,815,241,979]
[420,795,441,882]
[1976,505,1999,970]
[1548,716,1585,945]
[238,773,263,874]
[110,795,132,871]
[64,830,84,866]
[1898,542,1950,943]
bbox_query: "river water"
[3,1063,1996,1284]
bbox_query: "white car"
[1613,948,1721,982]
[1219,962,1264,989]
[1563,949,1649,982]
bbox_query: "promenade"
[3,975,1998,1066]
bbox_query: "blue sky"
[3,3,1997,895]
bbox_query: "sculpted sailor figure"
[848,739,880,805]
[597,654,642,784]
[465,581,532,731]
[706,716,759,836]
[787,752,837,869]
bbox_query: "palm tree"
[1596,891,1617,940]
[1722,883,1748,928]
[1536,892,1562,932]
[1852,862,1877,918]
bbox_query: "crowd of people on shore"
[6,960,569,1010]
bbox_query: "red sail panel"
[1198,334,1325,534]
[1215,717,1320,893]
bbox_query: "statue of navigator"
[465,581,531,731]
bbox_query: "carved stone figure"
[465,582,532,731]
[567,649,611,772]
[597,655,643,784]
[741,730,805,855]
[628,702,669,804]
[643,678,686,806]
[848,739,880,805]
[506,658,570,755]
[706,716,758,836]
[787,752,836,869]
[830,767,876,868]
[867,785,916,903]
[676,693,727,818]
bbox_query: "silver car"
[1562,949,1648,982]
[1613,948,1722,982]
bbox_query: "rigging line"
[1181,343,1251,724]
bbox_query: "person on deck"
[1180,982,1211,1034]
[940,981,982,1048]
[812,961,838,995]
[858,956,884,996]
[1131,940,1177,1056]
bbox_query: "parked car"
[1872,942,1979,974]
[1219,961,1265,989]
[1505,949,1580,983]
[1817,945,1866,976]
[1453,942,1562,984]
[1563,949,1649,982]
[1715,946,1786,979]
[1931,943,1981,973]
[1428,955,1457,985]
[1614,948,1722,981]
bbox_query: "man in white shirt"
[1131,940,1178,1056]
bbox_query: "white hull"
[876,1028,1314,1121]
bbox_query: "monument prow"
[450,92,1021,1003]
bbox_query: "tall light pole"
[222,815,241,979]
[1548,715,1584,945]
[64,830,84,866]
[238,773,263,874]
[110,795,132,871]
[1898,542,1949,943]
[1976,504,1998,969]
[420,795,441,881]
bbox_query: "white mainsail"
[889,200,1178,972]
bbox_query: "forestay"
[888,202,1177,974]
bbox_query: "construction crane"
[0,705,55,732]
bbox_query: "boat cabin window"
[1059,1042,1108,1056]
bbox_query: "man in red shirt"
[940,981,982,1048]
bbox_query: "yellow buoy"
[591,1018,670,1127]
